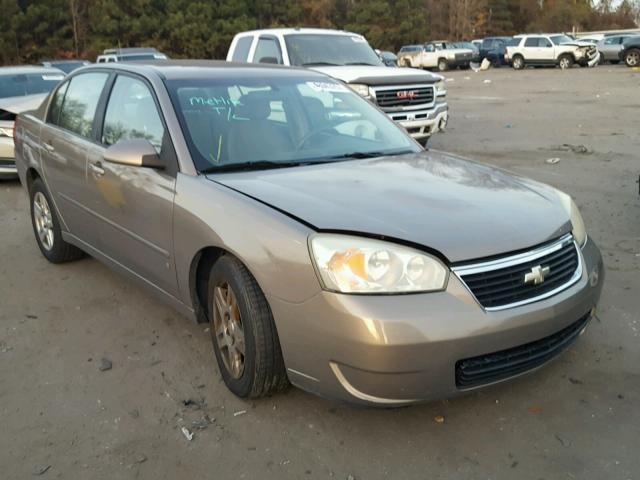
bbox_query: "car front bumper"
[385,102,448,141]
[270,237,604,406]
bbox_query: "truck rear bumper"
[387,102,448,141]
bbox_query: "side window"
[47,81,69,125]
[231,36,253,62]
[57,72,109,138]
[253,37,283,64]
[540,38,553,47]
[524,37,539,47]
[102,75,165,153]
[425,44,435,52]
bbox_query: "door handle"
[89,162,105,176]
[43,142,55,153]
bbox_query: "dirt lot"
[1,65,639,480]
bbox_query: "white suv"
[506,34,599,70]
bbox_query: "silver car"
[14,62,604,406]
[0,66,65,179]
[597,35,638,63]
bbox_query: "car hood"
[311,65,442,85]
[0,93,48,115]
[207,151,572,263]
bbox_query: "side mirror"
[103,139,164,169]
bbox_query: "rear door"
[40,71,110,246]
[539,37,556,63]
[86,73,179,296]
[602,36,622,60]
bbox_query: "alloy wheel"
[627,51,639,67]
[559,57,570,69]
[33,192,54,251]
[212,282,245,379]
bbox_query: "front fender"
[173,174,322,311]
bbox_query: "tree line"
[1,0,638,65]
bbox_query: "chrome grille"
[454,234,581,311]
[373,85,435,108]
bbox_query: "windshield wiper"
[301,61,342,66]
[329,149,414,160]
[344,62,379,66]
[201,159,338,174]
[201,160,312,174]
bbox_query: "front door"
[86,73,179,297]
[40,72,110,247]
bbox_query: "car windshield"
[166,73,419,173]
[0,71,65,99]
[550,35,574,45]
[284,34,383,67]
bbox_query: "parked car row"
[399,31,640,70]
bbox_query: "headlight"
[435,80,446,96]
[558,192,587,247]
[348,83,371,98]
[309,234,448,294]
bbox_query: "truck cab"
[227,28,448,146]
[398,41,475,71]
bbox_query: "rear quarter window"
[231,36,253,62]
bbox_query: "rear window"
[0,72,65,99]
[231,36,253,62]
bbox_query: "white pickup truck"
[226,28,448,145]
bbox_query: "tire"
[29,178,84,263]
[625,49,640,67]
[512,55,524,70]
[207,254,288,398]
[558,54,574,70]
[402,59,412,68]
[437,58,448,71]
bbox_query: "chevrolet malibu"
[15,61,604,406]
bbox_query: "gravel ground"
[1,65,639,480]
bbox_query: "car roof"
[75,60,327,81]
[0,65,64,75]
[235,28,362,37]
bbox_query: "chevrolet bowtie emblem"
[524,265,550,285]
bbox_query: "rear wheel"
[558,54,574,70]
[208,254,288,398]
[29,178,84,263]
[437,58,448,71]
[512,55,524,70]
[625,49,640,67]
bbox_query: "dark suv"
[620,36,640,67]
[479,37,511,66]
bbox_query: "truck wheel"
[625,49,640,67]
[512,55,524,70]
[437,58,448,71]
[402,59,412,67]
[29,178,84,263]
[207,254,289,398]
[558,54,574,70]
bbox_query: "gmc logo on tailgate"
[396,90,417,99]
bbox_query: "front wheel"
[29,178,84,263]
[625,49,640,67]
[437,58,448,71]
[558,54,574,70]
[208,254,289,398]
